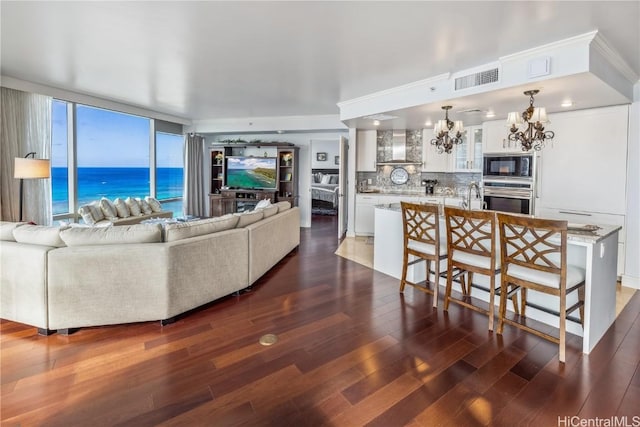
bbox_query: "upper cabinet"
[536,105,628,216]
[356,130,377,172]
[483,119,524,154]
[422,128,452,172]
[452,125,483,172]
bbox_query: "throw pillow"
[321,174,332,184]
[78,202,104,225]
[99,197,118,220]
[13,224,68,247]
[0,221,27,241]
[113,198,130,218]
[136,197,153,214]
[254,198,271,210]
[60,224,162,246]
[125,197,142,216]
[145,196,163,213]
[234,210,264,228]
[329,175,339,184]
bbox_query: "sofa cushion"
[145,196,163,213]
[163,214,240,242]
[113,198,130,218]
[260,205,279,218]
[78,202,104,225]
[126,197,142,216]
[99,198,118,220]
[13,224,68,247]
[274,201,291,213]
[234,210,264,228]
[60,224,163,246]
[0,221,27,241]
[136,197,153,214]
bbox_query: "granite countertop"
[374,204,622,245]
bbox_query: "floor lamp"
[14,152,50,222]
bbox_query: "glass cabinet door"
[454,133,470,170]
[471,127,483,170]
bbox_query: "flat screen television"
[226,156,277,189]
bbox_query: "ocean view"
[52,167,184,215]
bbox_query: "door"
[338,135,348,239]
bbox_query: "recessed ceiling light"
[561,100,573,107]
[424,120,432,127]
[373,120,380,126]
[485,111,496,118]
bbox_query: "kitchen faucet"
[462,181,481,210]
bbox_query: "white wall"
[623,83,640,289]
[311,139,340,170]
[202,131,347,228]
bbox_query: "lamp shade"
[506,112,522,126]
[14,157,50,179]
[530,107,549,123]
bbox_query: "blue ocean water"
[52,167,183,214]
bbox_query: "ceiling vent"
[454,67,499,91]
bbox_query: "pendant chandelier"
[431,106,465,154]
[506,90,554,151]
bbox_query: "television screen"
[226,157,277,189]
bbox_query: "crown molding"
[499,30,598,63]
[591,32,639,83]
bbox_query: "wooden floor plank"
[1,215,638,426]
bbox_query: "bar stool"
[399,202,446,308]
[496,213,585,363]
[443,206,517,331]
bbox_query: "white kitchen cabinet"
[356,130,377,172]
[355,194,379,235]
[453,125,483,172]
[422,128,453,172]
[483,119,523,154]
[537,105,628,216]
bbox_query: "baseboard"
[621,274,640,289]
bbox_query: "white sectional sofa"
[0,202,300,335]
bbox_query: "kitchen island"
[373,204,621,354]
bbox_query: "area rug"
[312,207,337,216]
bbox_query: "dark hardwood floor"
[1,215,639,426]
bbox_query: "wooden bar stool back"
[399,202,445,308]
[496,213,585,363]
[443,206,509,331]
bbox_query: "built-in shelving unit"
[208,142,299,216]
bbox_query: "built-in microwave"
[483,153,534,179]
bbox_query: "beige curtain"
[183,133,205,217]
[0,87,52,224]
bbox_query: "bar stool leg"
[400,250,409,293]
[444,267,453,311]
[432,259,439,308]
[497,276,508,335]
[488,274,495,332]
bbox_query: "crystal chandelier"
[431,106,465,154]
[506,90,554,151]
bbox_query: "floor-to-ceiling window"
[76,105,150,205]
[51,101,184,222]
[155,131,184,216]
[51,100,69,216]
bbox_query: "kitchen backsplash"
[358,129,481,194]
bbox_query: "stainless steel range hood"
[377,130,424,166]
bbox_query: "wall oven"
[483,179,534,215]
[483,153,534,179]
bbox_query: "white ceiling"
[1,1,639,125]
